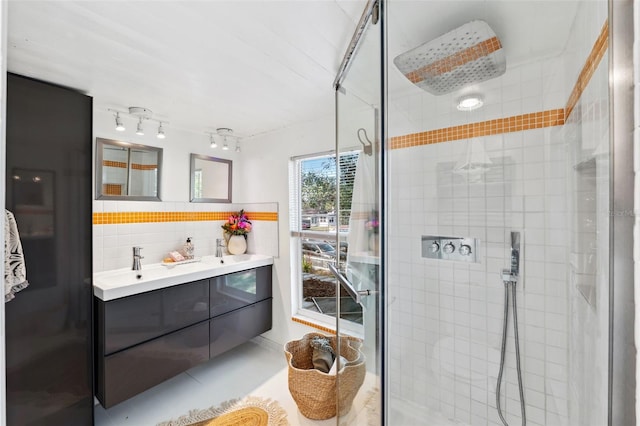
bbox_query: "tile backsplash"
[92,201,278,273]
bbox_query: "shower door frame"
[333,0,386,424]
[608,0,635,424]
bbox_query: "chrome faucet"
[132,246,144,271]
[215,239,224,257]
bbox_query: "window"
[289,151,362,326]
[193,170,203,199]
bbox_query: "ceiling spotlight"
[235,141,241,153]
[115,112,125,131]
[136,118,144,136]
[217,128,233,151]
[210,134,217,148]
[157,122,165,139]
[457,95,484,111]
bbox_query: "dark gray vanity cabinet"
[209,266,273,357]
[210,299,272,358]
[97,279,210,355]
[95,265,272,408]
[210,266,272,316]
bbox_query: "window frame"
[289,150,363,335]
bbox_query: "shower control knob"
[443,243,455,254]
[430,242,440,253]
[459,244,472,256]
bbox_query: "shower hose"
[496,279,526,426]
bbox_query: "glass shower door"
[333,4,382,424]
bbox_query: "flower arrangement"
[221,209,252,236]
[365,210,379,234]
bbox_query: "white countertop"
[93,254,274,301]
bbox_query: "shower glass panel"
[334,4,382,424]
[386,1,610,425]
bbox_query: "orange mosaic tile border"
[565,20,609,120]
[131,163,158,171]
[405,37,502,84]
[389,109,565,149]
[93,211,278,225]
[350,211,374,220]
[103,184,122,196]
[103,160,127,168]
[291,317,336,335]
[392,20,608,151]
[103,160,158,171]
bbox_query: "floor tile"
[95,339,381,426]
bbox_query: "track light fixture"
[235,141,241,153]
[108,107,169,139]
[209,128,238,152]
[115,113,125,131]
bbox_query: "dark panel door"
[5,73,93,425]
[210,265,273,317]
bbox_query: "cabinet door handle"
[328,264,371,304]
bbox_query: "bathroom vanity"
[93,255,273,408]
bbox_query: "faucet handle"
[133,246,144,258]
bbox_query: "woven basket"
[284,332,366,420]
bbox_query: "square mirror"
[190,154,232,203]
[95,138,163,201]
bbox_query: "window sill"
[291,313,363,339]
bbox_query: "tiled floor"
[95,339,378,426]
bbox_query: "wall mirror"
[190,154,232,203]
[95,137,162,201]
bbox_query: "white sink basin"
[94,254,273,301]
[201,254,269,265]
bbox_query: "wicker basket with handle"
[284,332,366,420]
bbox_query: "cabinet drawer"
[210,265,272,317]
[101,321,209,408]
[101,279,209,354]
[210,298,272,358]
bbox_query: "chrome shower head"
[394,20,506,95]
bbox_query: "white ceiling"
[7,0,580,138]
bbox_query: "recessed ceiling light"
[457,95,484,111]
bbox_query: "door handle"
[328,263,371,304]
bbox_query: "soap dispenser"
[184,237,194,260]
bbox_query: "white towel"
[5,209,29,302]
[346,153,377,260]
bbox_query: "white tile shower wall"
[92,201,278,273]
[564,1,610,425]
[387,63,571,425]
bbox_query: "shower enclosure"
[334,0,634,425]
